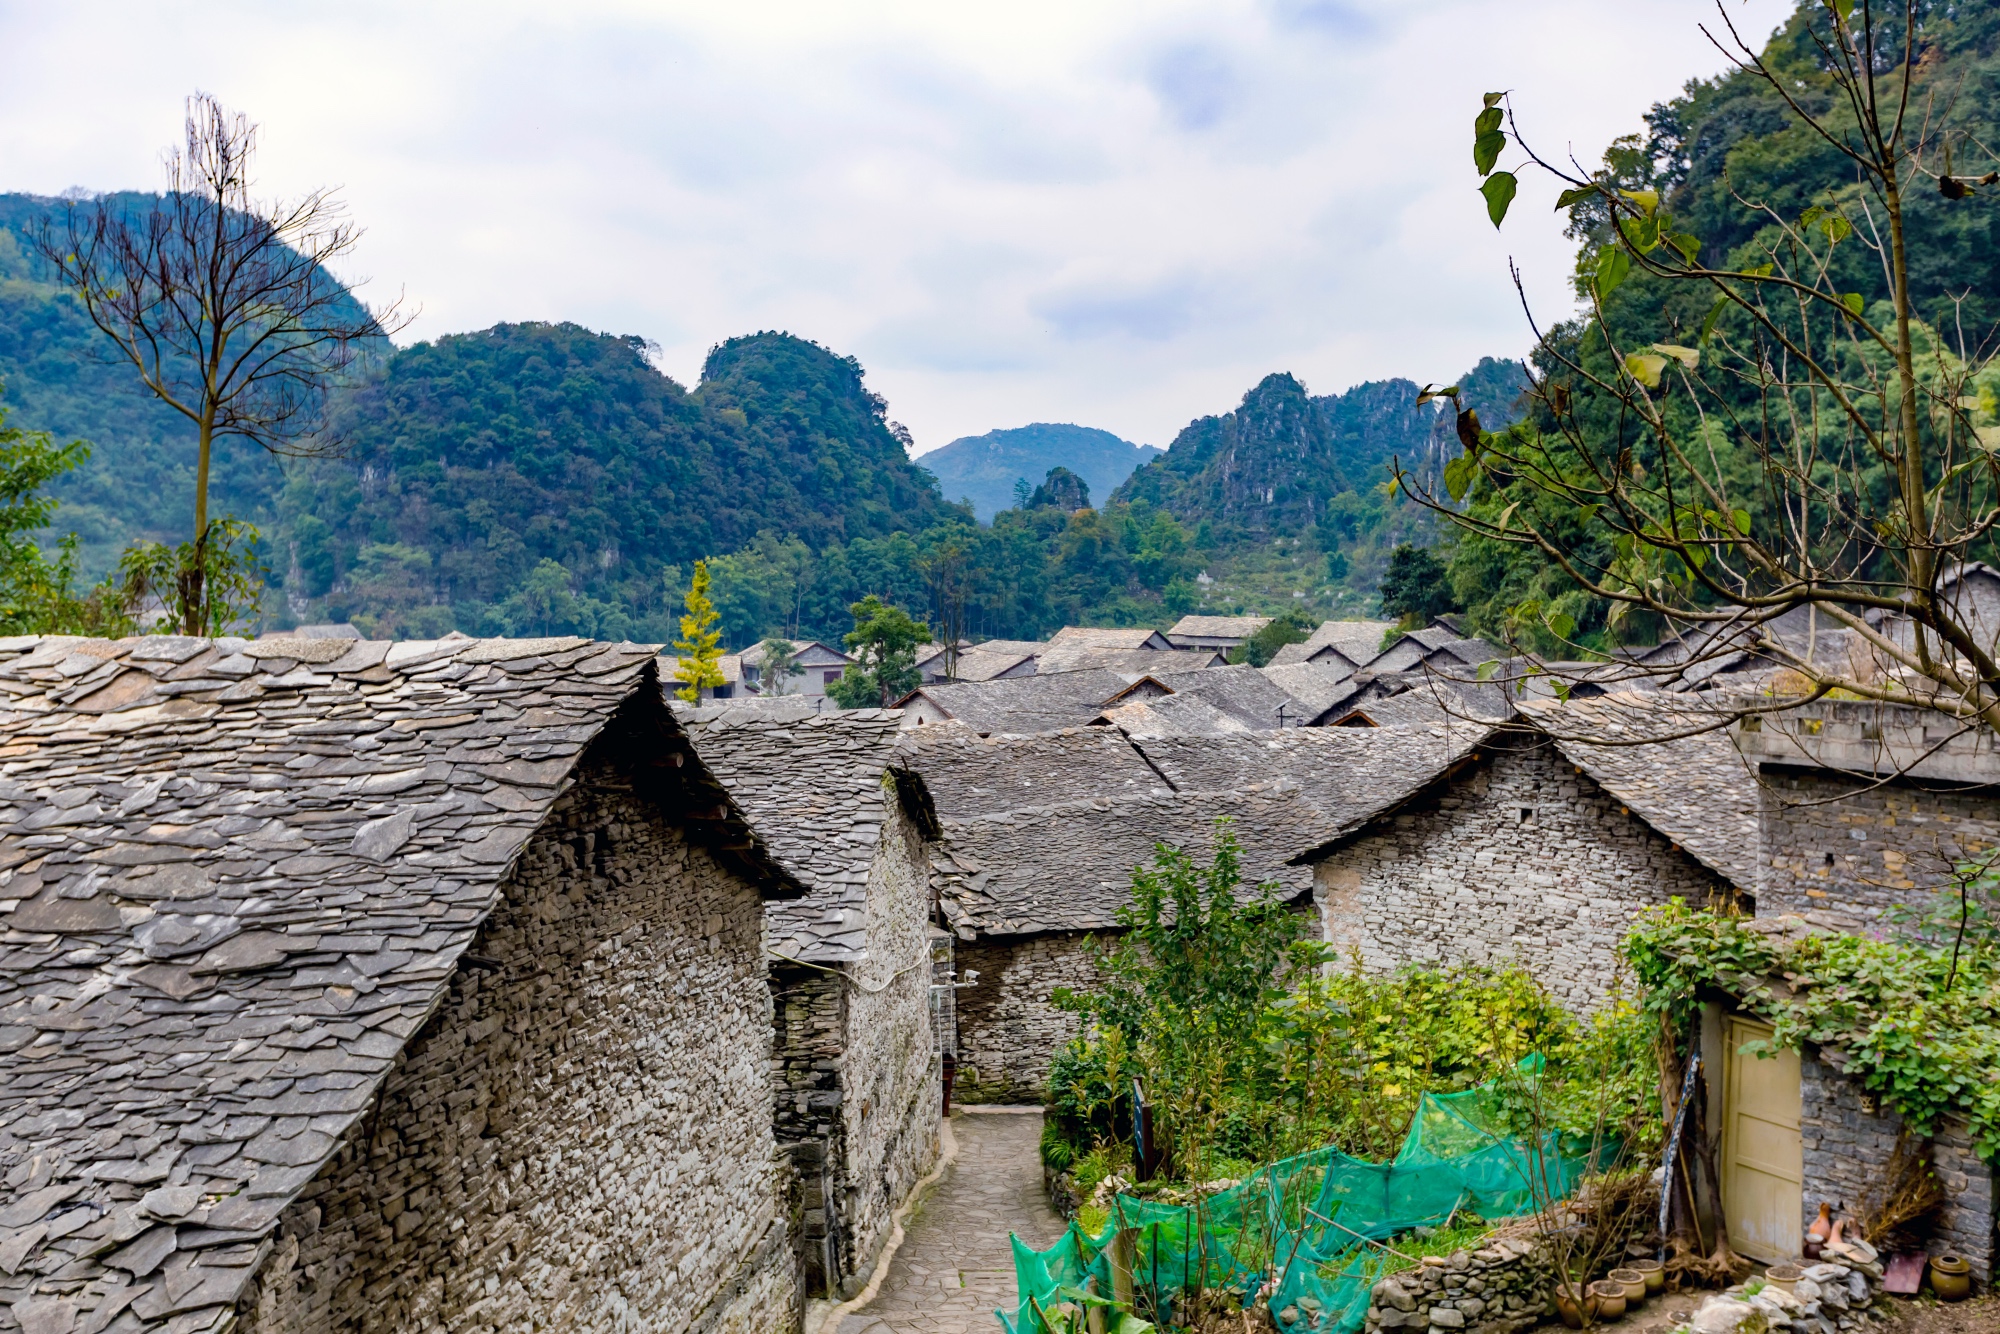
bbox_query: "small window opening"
[1518,807,1533,824]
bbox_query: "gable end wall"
[1314,743,1731,1011]
[238,768,796,1334]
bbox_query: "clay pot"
[1553,1284,1592,1329]
[1930,1253,1972,1302]
[1629,1259,1665,1294]
[1586,1279,1628,1321]
[1607,1268,1647,1305]
[1764,1264,1803,1295]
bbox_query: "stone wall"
[1313,742,1732,1012]
[831,795,940,1292]
[1800,1052,1995,1281]
[1756,766,2000,925]
[1362,1237,1551,1334]
[237,764,799,1334]
[769,793,939,1299]
[951,932,1103,1103]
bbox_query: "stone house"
[903,719,1481,1101]
[1267,619,1398,671]
[1164,615,1272,652]
[1303,693,1757,1011]
[1044,627,1174,652]
[679,709,942,1300]
[1687,918,1998,1281]
[927,642,1042,685]
[0,633,806,1334]
[895,670,1167,735]
[1711,701,2000,1277]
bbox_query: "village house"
[1268,620,1398,670]
[895,670,1168,735]
[1163,615,1271,652]
[0,633,805,1334]
[1708,701,2000,1277]
[1042,627,1174,653]
[735,639,856,701]
[678,709,942,1300]
[903,719,1482,1100]
[923,641,1044,686]
[1304,693,1757,1011]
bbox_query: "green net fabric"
[1002,1061,1598,1334]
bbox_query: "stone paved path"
[841,1109,1067,1334]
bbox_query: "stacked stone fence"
[1363,1238,1552,1334]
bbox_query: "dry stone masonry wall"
[1315,744,1729,1012]
[828,797,940,1287]
[1800,1053,1995,1281]
[1362,1238,1551,1334]
[951,934,1102,1103]
[238,771,797,1334]
[1757,768,2000,925]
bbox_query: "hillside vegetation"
[1442,0,2000,654]
[0,194,377,574]
[282,324,954,639]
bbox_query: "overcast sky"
[0,1,1794,453]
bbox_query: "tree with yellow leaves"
[672,560,727,702]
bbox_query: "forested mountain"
[918,423,1161,521]
[0,193,389,574]
[282,324,954,639]
[1442,0,2000,653]
[1113,357,1528,542]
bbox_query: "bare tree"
[1403,2,2000,732]
[33,92,408,633]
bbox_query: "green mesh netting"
[1003,1060,1599,1334]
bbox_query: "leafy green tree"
[827,593,927,707]
[1232,611,1314,666]
[755,635,802,694]
[0,399,131,635]
[1409,2,2000,722]
[34,94,402,633]
[672,560,727,702]
[1377,543,1457,624]
[1052,822,1311,1178]
[117,518,264,637]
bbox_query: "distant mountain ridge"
[1112,357,1529,541]
[918,423,1161,521]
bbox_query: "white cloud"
[0,0,1795,451]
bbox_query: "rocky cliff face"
[1110,361,1527,544]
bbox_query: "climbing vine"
[1624,901,2000,1160]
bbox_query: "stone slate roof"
[1269,620,1397,668]
[1095,694,1251,736]
[0,633,797,1334]
[683,709,935,964]
[915,721,1488,936]
[1045,627,1172,651]
[964,639,1049,659]
[1034,646,1219,676]
[1146,665,1300,729]
[1166,615,1271,640]
[899,669,1143,735]
[946,649,1039,683]
[1258,662,1362,715]
[1515,692,1761,890]
[898,725,1169,817]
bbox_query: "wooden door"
[1721,1015,1802,1261]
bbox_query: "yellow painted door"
[1722,1015,1802,1262]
